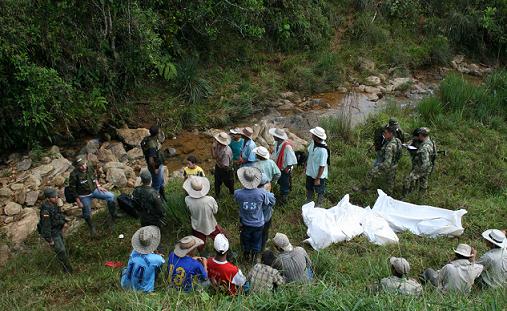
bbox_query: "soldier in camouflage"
[38,188,73,273]
[132,170,165,228]
[141,125,167,202]
[373,117,405,166]
[367,126,403,194]
[403,127,436,194]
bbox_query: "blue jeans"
[150,164,165,192]
[240,224,263,253]
[79,188,115,218]
[277,170,291,195]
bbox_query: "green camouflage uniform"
[368,137,402,194]
[38,200,72,273]
[404,138,435,192]
[132,185,165,228]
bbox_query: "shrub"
[418,96,443,122]
[320,112,353,143]
[174,57,214,104]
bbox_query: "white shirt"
[438,259,483,293]
[380,276,423,295]
[478,248,507,288]
[306,141,328,179]
[185,196,218,235]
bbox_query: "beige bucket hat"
[269,127,288,140]
[237,166,262,189]
[241,127,254,138]
[482,229,507,248]
[214,131,231,146]
[273,232,294,252]
[131,226,161,254]
[253,146,270,160]
[174,235,204,258]
[183,176,210,199]
[454,243,473,257]
[310,126,327,140]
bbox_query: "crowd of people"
[37,121,507,296]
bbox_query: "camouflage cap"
[413,127,430,136]
[388,117,399,126]
[44,187,58,198]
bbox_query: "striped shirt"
[273,247,312,283]
[247,263,285,293]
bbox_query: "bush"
[418,96,443,122]
[174,57,213,104]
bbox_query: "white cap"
[214,234,229,253]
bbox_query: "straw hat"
[131,226,161,254]
[269,128,288,140]
[309,127,327,140]
[214,131,231,146]
[237,167,262,189]
[183,176,210,199]
[482,229,507,248]
[174,235,204,258]
[241,127,254,138]
[273,232,294,252]
[454,243,473,257]
[229,128,242,135]
[389,257,410,275]
[214,234,229,253]
[253,146,270,160]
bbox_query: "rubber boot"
[85,217,97,237]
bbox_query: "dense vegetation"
[1,71,507,310]
[1,0,506,151]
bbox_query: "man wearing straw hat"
[120,226,165,293]
[305,127,330,206]
[269,127,298,203]
[238,127,257,167]
[183,176,223,253]
[253,146,281,190]
[166,235,209,291]
[477,229,507,288]
[380,257,422,295]
[235,167,272,262]
[422,243,483,293]
[211,131,235,198]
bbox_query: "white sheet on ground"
[371,189,467,237]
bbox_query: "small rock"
[48,145,61,156]
[16,158,32,171]
[337,87,348,93]
[4,202,22,216]
[24,174,41,190]
[363,86,382,95]
[106,168,127,188]
[15,190,26,205]
[358,57,375,72]
[365,76,381,86]
[366,93,380,102]
[97,148,118,163]
[389,78,413,91]
[10,184,24,192]
[8,153,22,163]
[32,164,53,177]
[50,157,71,177]
[25,191,39,206]
[453,55,465,64]
[40,156,52,164]
[4,217,13,224]
[164,148,177,159]
[53,175,66,187]
[81,139,101,155]
[0,188,13,198]
[127,147,144,161]
[109,142,128,162]
[103,161,128,172]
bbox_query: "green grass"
[2,74,507,310]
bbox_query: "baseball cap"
[214,234,229,253]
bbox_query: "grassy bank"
[1,72,507,310]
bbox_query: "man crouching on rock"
[68,157,118,236]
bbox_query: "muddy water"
[162,131,215,172]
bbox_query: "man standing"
[132,170,165,228]
[239,127,257,167]
[272,233,313,283]
[68,157,117,236]
[403,127,436,195]
[379,257,422,295]
[211,132,235,198]
[121,226,165,293]
[253,146,281,188]
[269,128,297,203]
[366,126,402,194]
[305,127,329,206]
[38,187,73,273]
[422,243,483,293]
[373,118,405,165]
[141,125,166,201]
[229,128,244,169]
[477,229,507,288]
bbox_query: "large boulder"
[25,191,39,206]
[106,168,127,188]
[109,142,128,162]
[50,157,71,177]
[3,208,39,245]
[4,202,22,216]
[16,158,32,171]
[117,128,150,147]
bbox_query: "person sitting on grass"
[379,257,422,295]
[477,229,507,288]
[422,243,483,294]
[207,234,247,295]
[183,176,222,254]
[183,155,205,179]
[248,250,285,293]
[272,232,313,283]
[121,226,165,293]
[166,235,209,292]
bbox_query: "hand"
[98,186,107,192]
[76,198,83,208]
[314,178,321,186]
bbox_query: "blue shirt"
[234,188,273,227]
[229,138,244,161]
[241,139,257,163]
[120,250,165,293]
[262,191,276,222]
[167,252,207,291]
[306,141,329,179]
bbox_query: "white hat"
[131,226,161,254]
[253,146,270,160]
[454,243,473,258]
[214,233,229,253]
[482,229,507,248]
[310,127,327,140]
[214,131,231,146]
[389,257,410,275]
[174,235,204,257]
[273,232,293,252]
[269,128,288,140]
[229,128,242,135]
[183,176,210,198]
[237,167,262,189]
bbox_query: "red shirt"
[207,257,245,295]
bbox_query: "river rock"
[117,128,150,147]
[104,161,128,171]
[0,188,13,198]
[337,87,348,93]
[4,216,13,224]
[97,148,117,163]
[127,147,144,161]
[358,57,375,72]
[4,202,22,216]
[50,157,71,177]
[32,164,54,177]
[25,191,39,206]
[48,145,61,156]
[24,174,41,190]
[15,190,26,205]
[163,148,177,159]
[16,158,32,171]
[389,78,412,91]
[81,139,101,155]
[52,175,66,187]
[41,156,52,165]
[3,208,39,245]
[365,76,381,86]
[109,142,128,162]
[10,184,24,191]
[106,168,127,188]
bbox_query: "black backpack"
[64,186,76,203]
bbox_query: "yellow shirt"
[183,166,205,178]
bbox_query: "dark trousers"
[214,165,234,196]
[240,224,264,253]
[51,232,72,272]
[261,219,272,251]
[277,170,292,195]
[192,225,223,252]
